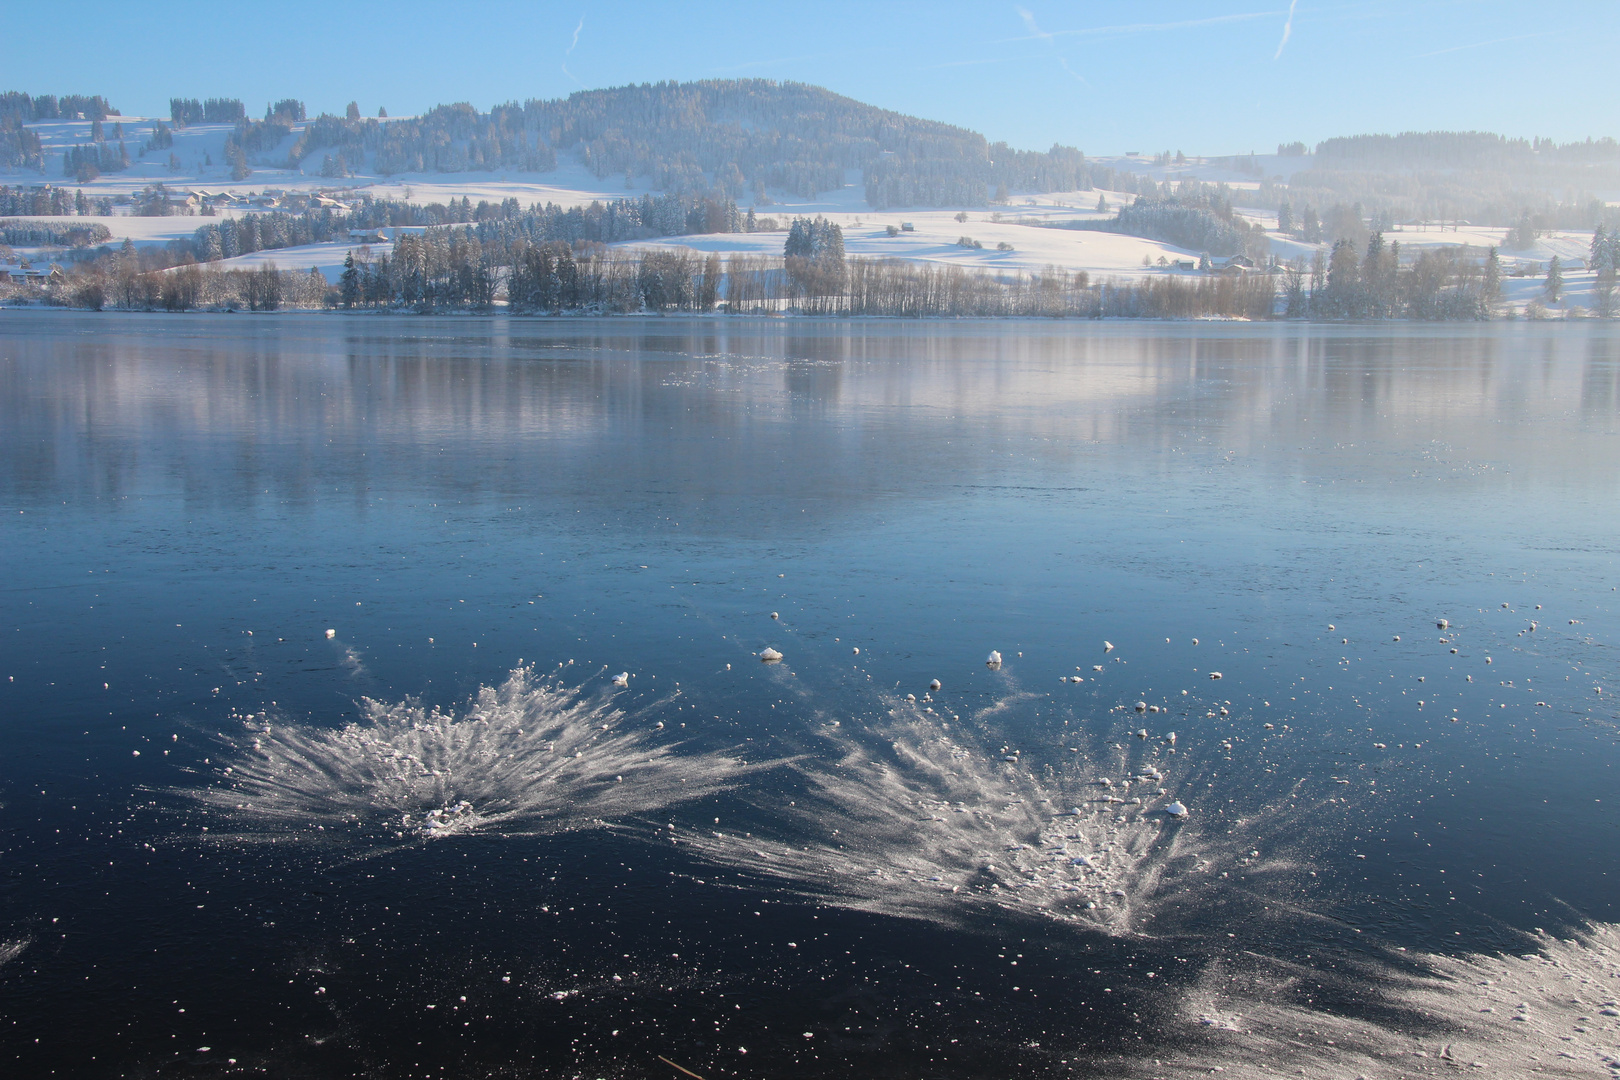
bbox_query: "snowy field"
[1,116,1613,305]
[203,241,390,281]
[623,190,1200,283]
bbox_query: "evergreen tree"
[1595,248,1616,319]
[699,252,721,310]
[818,218,845,267]
[1483,246,1501,301]
[1319,238,1362,316]
[1282,259,1306,316]
[784,218,810,258]
[1276,201,1293,234]
[226,140,251,181]
[339,252,360,308]
[1510,213,1536,250]
[1362,231,1393,317]
[1544,255,1563,302]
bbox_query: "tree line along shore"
[3,183,1614,319]
[3,224,1609,320]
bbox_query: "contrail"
[1017,6,1091,87]
[1274,0,1298,59]
[998,10,1274,44]
[1410,31,1555,60]
[563,15,586,88]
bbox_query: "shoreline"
[0,304,1609,326]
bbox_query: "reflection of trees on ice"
[1144,923,1620,1078]
[185,666,761,846]
[681,698,1301,934]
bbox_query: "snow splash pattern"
[185,665,764,846]
[681,695,1303,933]
[1140,923,1620,1079]
[0,937,28,969]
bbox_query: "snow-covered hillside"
[2,113,1613,314]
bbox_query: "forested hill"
[1313,131,1620,171]
[1,92,120,173]
[1269,130,1620,227]
[1,80,1236,210]
[529,81,1099,208]
[177,80,1117,209]
[543,81,985,203]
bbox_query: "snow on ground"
[204,241,383,281]
[1088,151,1314,189]
[617,173,1196,279]
[2,118,1611,294]
[623,206,1198,281]
[355,156,639,211]
[0,179,1204,281]
[1231,207,1598,267]
[2,119,642,208]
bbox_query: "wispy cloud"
[1016,4,1050,41]
[562,15,586,89]
[1274,0,1299,58]
[1409,30,1555,60]
[997,10,1278,44]
[1016,6,1091,87]
[915,56,1020,71]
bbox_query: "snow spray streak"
[179,665,772,848]
[1133,922,1620,1079]
[0,937,29,970]
[679,693,1311,935]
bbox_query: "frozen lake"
[2,312,1618,1077]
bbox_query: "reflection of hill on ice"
[183,665,763,846]
[682,695,1304,934]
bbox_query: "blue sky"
[6,1,1616,154]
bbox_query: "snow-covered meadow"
[2,116,1612,311]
